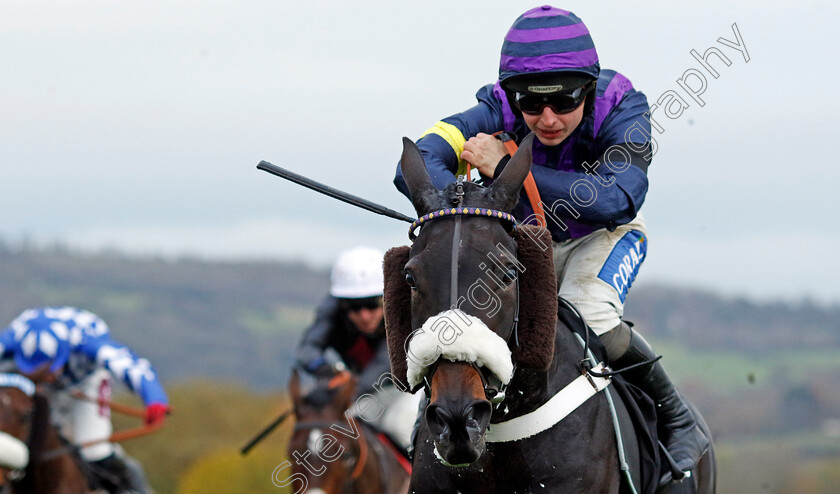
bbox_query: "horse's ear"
[383,245,412,385]
[400,137,439,216]
[512,224,557,370]
[489,133,535,212]
[336,373,358,411]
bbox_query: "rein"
[37,422,164,464]
[492,132,547,228]
[558,298,661,378]
[69,390,146,418]
[38,392,165,463]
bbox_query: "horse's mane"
[17,392,51,492]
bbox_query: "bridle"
[409,176,521,406]
[291,419,371,493]
[291,371,370,488]
[0,375,37,486]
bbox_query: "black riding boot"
[89,452,147,494]
[603,322,710,483]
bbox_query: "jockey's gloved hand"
[309,361,347,378]
[145,402,171,425]
[307,348,347,377]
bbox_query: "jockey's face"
[24,362,62,384]
[521,97,586,146]
[347,306,384,335]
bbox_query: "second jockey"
[296,246,421,451]
[0,306,170,494]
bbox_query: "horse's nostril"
[425,404,451,433]
[426,400,493,446]
[467,401,492,426]
[464,401,492,437]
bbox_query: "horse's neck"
[350,426,381,494]
[500,322,584,419]
[21,395,88,494]
[354,425,405,494]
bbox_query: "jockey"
[296,246,420,451]
[0,307,169,494]
[394,5,709,480]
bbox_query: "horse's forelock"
[442,182,511,211]
[302,388,338,409]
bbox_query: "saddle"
[558,300,662,494]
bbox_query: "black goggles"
[339,296,383,312]
[514,82,594,116]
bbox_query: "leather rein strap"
[495,133,547,229]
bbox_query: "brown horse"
[0,373,90,494]
[282,368,410,494]
[383,134,716,493]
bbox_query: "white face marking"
[307,429,324,454]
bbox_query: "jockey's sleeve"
[82,337,169,406]
[394,84,507,199]
[529,87,652,228]
[296,296,341,372]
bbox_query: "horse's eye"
[405,272,416,288]
[503,268,518,283]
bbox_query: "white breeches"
[52,369,115,461]
[553,214,648,336]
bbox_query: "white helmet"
[329,247,385,299]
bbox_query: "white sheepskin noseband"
[0,431,29,470]
[405,309,513,389]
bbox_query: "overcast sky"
[2,1,838,303]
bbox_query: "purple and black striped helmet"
[499,6,600,93]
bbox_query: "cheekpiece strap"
[408,208,517,240]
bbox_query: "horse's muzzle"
[426,398,492,466]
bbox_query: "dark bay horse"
[0,373,90,494]
[283,368,410,494]
[383,134,715,493]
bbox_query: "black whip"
[240,409,292,456]
[257,161,415,223]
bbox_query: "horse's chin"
[433,437,486,468]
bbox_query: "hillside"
[0,242,329,389]
[2,242,837,391]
